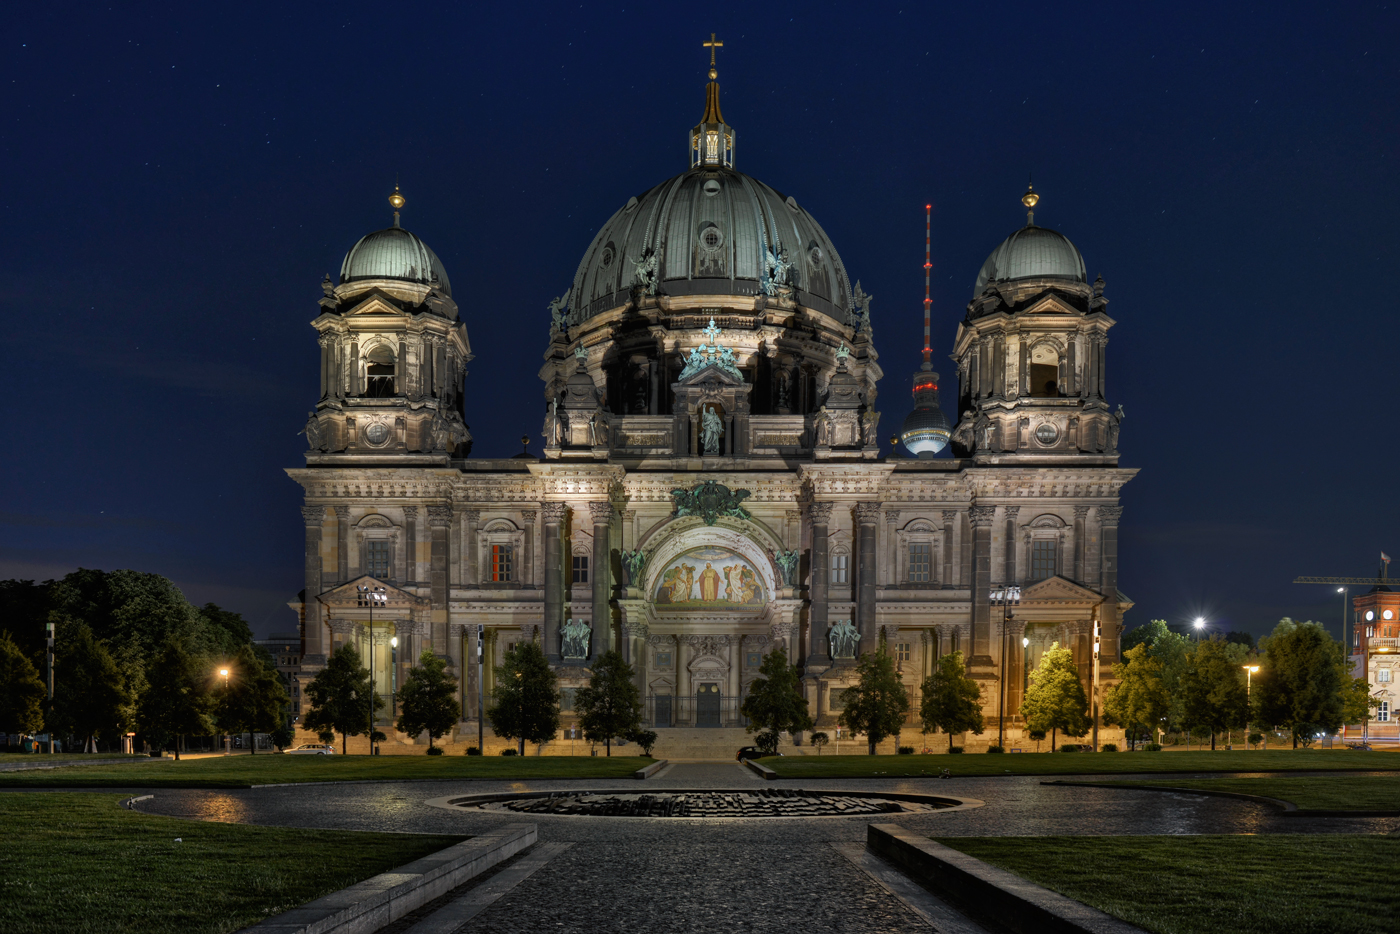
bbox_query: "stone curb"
[866,824,1147,934]
[743,759,777,779]
[236,823,536,934]
[1044,779,1400,818]
[633,759,668,779]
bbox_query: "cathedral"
[287,49,1135,754]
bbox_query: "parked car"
[736,746,782,761]
[286,743,336,755]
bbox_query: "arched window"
[365,344,396,398]
[1029,343,1061,398]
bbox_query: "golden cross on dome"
[703,32,723,68]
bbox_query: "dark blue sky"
[3,3,1396,640]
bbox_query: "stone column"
[941,510,956,589]
[727,636,741,723]
[302,506,327,665]
[461,509,480,586]
[969,505,997,664]
[542,503,568,662]
[1098,506,1123,662]
[855,503,881,657]
[1006,619,1027,718]
[427,505,452,654]
[589,501,613,657]
[1073,505,1088,584]
[520,509,536,587]
[329,619,355,653]
[882,510,900,585]
[399,506,415,583]
[1003,506,1019,584]
[334,505,350,584]
[447,622,464,724]
[622,617,648,697]
[806,502,833,667]
[676,636,691,725]
[959,510,973,590]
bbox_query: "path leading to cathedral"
[132,762,1400,933]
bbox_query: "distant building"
[255,632,303,718]
[1352,582,1398,739]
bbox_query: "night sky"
[4,3,1396,641]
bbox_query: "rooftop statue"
[562,618,592,659]
[828,619,859,659]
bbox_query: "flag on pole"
[1384,552,1392,565]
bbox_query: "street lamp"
[1338,587,1349,656]
[218,668,230,755]
[991,586,1022,750]
[358,584,386,755]
[1193,617,1206,642]
[1242,665,1259,749]
[390,635,398,719]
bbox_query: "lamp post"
[991,586,1021,750]
[1092,608,1102,752]
[477,624,485,754]
[1193,617,1206,642]
[390,635,398,719]
[218,667,230,755]
[1243,665,1259,749]
[1338,587,1349,657]
[44,621,54,755]
[358,584,386,755]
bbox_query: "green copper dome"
[340,227,452,296]
[973,225,1085,296]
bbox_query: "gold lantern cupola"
[690,33,734,169]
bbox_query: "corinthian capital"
[427,504,453,526]
[588,501,614,524]
[854,502,882,522]
[808,502,834,524]
[459,508,480,522]
[543,502,570,523]
[969,505,997,527]
[301,505,326,525]
[1098,505,1124,525]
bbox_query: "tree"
[1102,644,1169,749]
[1253,618,1350,747]
[918,651,985,751]
[138,635,214,760]
[1020,642,1090,751]
[838,649,910,755]
[1180,639,1249,749]
[486,642,558,754]
[810,731,830,755]
[303,644,382,754]
[51,623,132,752]
[574,650,642,756]
[0,632,46,737]
[1121,620,1191,733]
[220,643,290,754]
[740,646,813,753]
[398,650,463,751]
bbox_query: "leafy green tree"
[396,650,463,751]
[1180,639,1249,749]
[138,635,215,760]
[809,731,829,754]
[487,642,560,754]
[1020,642,1090,751]
[219,643,289,754]
[627,728,658,756]
[1102,644,1169,749]
[0,632,46,737]
[574,650,642,756]
[1253,618,1351,747]
[740,646,813,753]
[838,649,911,755]
[303,644,382,754]
[51,623,132,752]
[918,651,985,751]
[1121,619,1191,732]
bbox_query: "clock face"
[364,422,390,446]
[1034,423,1059,445]
[1366,610,1375,621]
[1385,610,1395,621]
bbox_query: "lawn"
[762,749,1399,779]
[938,835,1398,934]
[0,793,465,934]
[0,754,655,788]
[1102,774,1400,811]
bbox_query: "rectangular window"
[491,544,514,582]
[1031,540,1057,581]
[909,543,931,582]
[365,540,390,579]
[1378,701,1390,723]
[1378,668,1392,683]
[895,642,911,662]
[572,554,589,584]
[831,554,849,585]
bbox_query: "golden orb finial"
[709,66,718,80]
[389,184,405,227]
[1021,180,1039,225]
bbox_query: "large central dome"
[567,167,853,322]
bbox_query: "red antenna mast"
[921,203,933,370]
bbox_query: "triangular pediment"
[1020,575,1103,605]
[342,291,407,317]
[317,575,426,610]
[676,362,747,386]
[1019,291,1082,317]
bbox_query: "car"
[736,746,783,761]
[286,743,336,755]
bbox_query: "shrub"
[1142,742,1162,752]
[627,729,659,757]
[465,745,482,756]
[1058,744,1080,753]
[986,745,1005,753]
[897,746,915,755]
[947,746,964,754]
[426,746,444,756]
[1247,732,1264,747]
[1101,743,1118,752]
[501,747,517,756]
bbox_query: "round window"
[702,179,721,196]
[1386,610,1395,620]
[364,422,390,446]
[600,243,615,268]
[809,246,822,264]
[1367,610,1375,621]
[1034,423,1059,445]
[699,226,724,252]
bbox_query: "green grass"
[0,754,655,788]
[762,749,1399,779]
[1103,774,1400,811]
[0,793,465,934]
[938,835,1398,934]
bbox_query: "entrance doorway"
[654,695,672,728]
[696,683,721,727]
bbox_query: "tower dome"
[338,188,452,295]
[972,186,1085,296]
